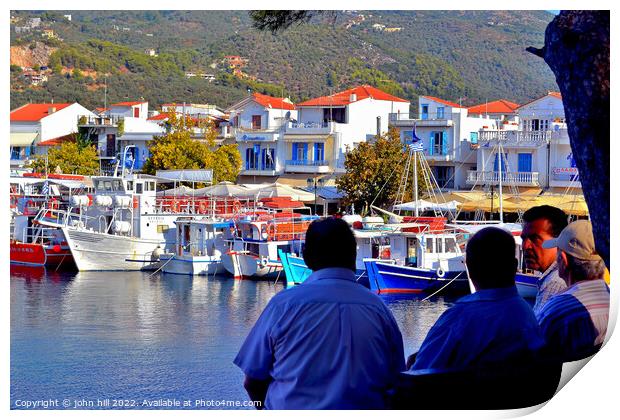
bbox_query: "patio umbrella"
[194,181,251,197]
[249,183,316,202]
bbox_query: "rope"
[421,271,463,301]
[150,253,174,277]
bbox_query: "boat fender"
[260,257,269,267]
[151,246,163,261]
[436,267,445,278]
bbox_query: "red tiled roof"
[10,103,72,122]
[37,133,76,146]
[548,91,562,99]
[252,93,296,110]
[298,85,409,107]
[468,99,521,115]
[111,101,146,107]
[95,107,109,112]
[148,113,170,121]
[419,96,463,108]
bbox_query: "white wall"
[110,103,149,119]
[517,96,565,129]
[38,103,94,141]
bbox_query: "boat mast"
[414,150,419,217]
[498,142,504,223]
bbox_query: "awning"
[11,132,38,146]
[155,169,213,183]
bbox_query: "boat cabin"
[174,218,233,258]
[387,232,464,272]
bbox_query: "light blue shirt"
[234,267,405,409]
[412,286,545,370]
[533,262,568,316]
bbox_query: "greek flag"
[409,123,424,152]
[42,180,49,196]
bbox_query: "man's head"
[521,205,569,272]
[303,217,357,272]
[543,220,606,286]
[466,227,518,290]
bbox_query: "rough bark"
[528,11,610,269]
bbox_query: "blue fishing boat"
[364,230,470,295]
[279,227,391,288]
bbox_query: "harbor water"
[10,266,454,410]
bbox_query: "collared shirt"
[537,279,609,362]
[234,267,405,409]
[412,286,545,371]
[533,262,568,316]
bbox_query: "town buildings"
[229,86,410,186]
[8,87,581,199]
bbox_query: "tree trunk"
[527,11,610,269]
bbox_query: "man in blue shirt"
[412,227,545,370]
[234,218,405,409]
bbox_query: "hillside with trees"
[10,10,558,110]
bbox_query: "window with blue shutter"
[441,132,448,155]
[302,143,308,161]
[245,148,251,170]
[421,105,429,120]
[292,143,299,161]
[437,107,445,119]
[429,132,435,155]
[518,153,532,173]
[494,153,508,172]
[314,143,324,162]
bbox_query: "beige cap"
[542,220,603,261]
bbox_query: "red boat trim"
[377,288,424,294]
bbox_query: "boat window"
[112,179,123,191]
[136,183,143,194]
[445,237,458,253]
[126,181,133,191]
[436,238,443,253]
[247,243,260,255]
[277,244,291,254]
[103,180,113,192]
[426,238,433,253]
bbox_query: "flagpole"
[414,149,418,217]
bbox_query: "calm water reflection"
[10,266,454,409]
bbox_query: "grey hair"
[566,254,606,281]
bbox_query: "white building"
[467,92,579,193]
[226,93,298,183]
[78,101,163,172]
[10,102,95,168]
[391,95,494,190]
[289,85,410,176]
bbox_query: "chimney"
[48,106,56,114]
[349,93,357,103]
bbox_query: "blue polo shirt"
[234,267,405,409]
[412,286,545,370]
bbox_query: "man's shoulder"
[537,292,584,325]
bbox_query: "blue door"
[517,153,532,173]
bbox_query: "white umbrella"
[249,183,316,202]
[394,199,459,212]
[194,181,250,197]
[156,185,195,196]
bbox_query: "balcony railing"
[78,115,122,126]
[466,170,540,186]
[477,130,550,145]
[389,112,456,121]
[285,160,329,166]
[290,122,329,129]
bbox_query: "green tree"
[142,113,241,183]
[29,135,100,175]
[336,127,426,215]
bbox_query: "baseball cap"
[542,220,603,261]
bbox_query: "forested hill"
[10,10,557,110]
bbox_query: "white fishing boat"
[221,212,316,279]
[160,218,233,275]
